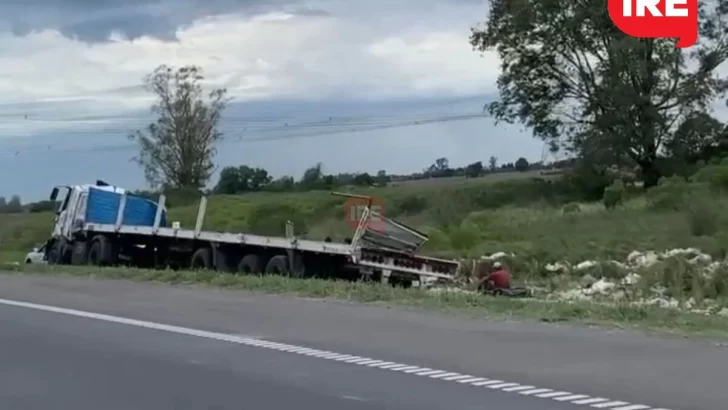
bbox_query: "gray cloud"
[3,0,306,42]
[0,0,501,199]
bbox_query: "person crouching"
[478,261,511,294]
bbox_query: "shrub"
[390,194,429,216]
[692,161,728,191]
[685,197,720,237]
[646,175,690,210]
[602,180,625,209]
[561,203,581,214]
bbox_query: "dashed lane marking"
[0,297,673,410]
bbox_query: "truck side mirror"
[50,187,59,201]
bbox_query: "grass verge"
[2,263,727,339]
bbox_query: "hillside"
[3,167,728,270]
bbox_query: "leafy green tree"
[214,165,272,194]
[299,163,324,190]
[266,176,295,192]
[488,156,497,171]
[5,195,22,213]
[375,170,390,187]
[514,157,529,172]
[129,65,231,189]
[465,161,484,178]
[471,0,728,187]
[353,172,374,186]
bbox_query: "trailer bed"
[84,222,354,256]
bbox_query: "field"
[3,167,728,336]
[2,167,728,268]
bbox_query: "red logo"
[608,0,698,48]
[344,196,386,232]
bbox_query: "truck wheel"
[88,235,116,266]
[237,254,262,274]
[265,255,289,276]
[87,241,102,266]
[190,248,213,270]
[46,241,61,265]
[47,238,70,265]
[71,241,89,265]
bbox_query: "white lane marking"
[0,297,673,410]
[442,374,474,381]
[574,398,610,405]
[488,382,521,389]
[519,388,553,396]
[555,394,591,401]
[457,377,486,384]
[592,402,629,409]
[473,379,504,386]
[538,391,573,398]
[502,385,536,392]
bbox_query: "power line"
[0,112,488,157]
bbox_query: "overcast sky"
[0,0,549,201]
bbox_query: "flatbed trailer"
[44,183,459,286]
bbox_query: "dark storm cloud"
[3,0,323,42]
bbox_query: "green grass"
[2,263,727,338]
[4,171,728,266]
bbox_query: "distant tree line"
[3,155,564,212]
[0,195,57,214]
[208,155,554,195]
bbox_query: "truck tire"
[237,254,262,274]
[87,235,116,266]
[265,255,289,275]
[47,238,70,265]
[46,241,61,265]
[190,248,213,270]
[70,241,89,265]
[87,240,103,266]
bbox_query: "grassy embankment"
[3,168,728,265]
[2,168,728,336]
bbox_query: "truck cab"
[45,181,130,264]
[49,181,126,242]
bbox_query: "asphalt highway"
[0,273,725,410]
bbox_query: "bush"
[561,203,582,214]
[564,161,611,201]
[390,194,429,216]
[692,160,728,191]
[602,180,625,209]
[646,175,691,210]
[685,197,720,237]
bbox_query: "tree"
[375,170,390,187]
[488,156,498,171]
[465,161,484,178]
[471,0,728,187]
[426,157,453,178]
[5,195,22,213]
[129,65,231,189]
[299,163,324,190]
[515,157,529,172]
[28,200,57,213]
[267,176,295,192]
[666,112,727,163]
[353,173,374,186]
[214,165,272,194]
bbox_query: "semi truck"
[41,181,459,286]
